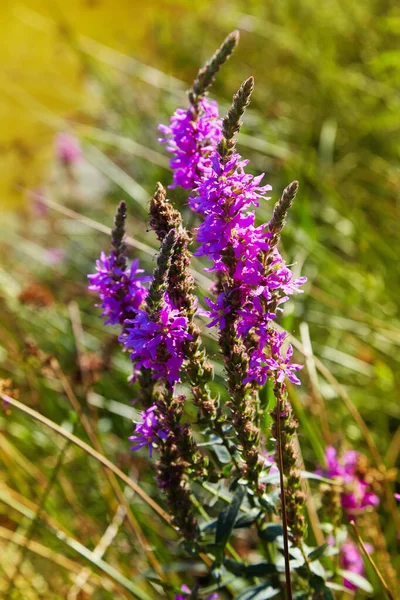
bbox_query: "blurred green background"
[0,0,399,598]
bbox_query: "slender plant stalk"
[350,521,395,600]
[275,390,293,600]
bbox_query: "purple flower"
[265,344,303,385]
[129,405,169,457]
[266,253,307,297]
[204,293,231,329]
[55,133,82,165]
[123,302,192,385]
[88,253,149,325]
[340,540,372,591]
[188,145,306,391]
[159,98,222,191]
[244,335,302,387]
[319,446,380,517]
[193,154,272,247]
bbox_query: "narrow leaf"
[234,510,262,529]
[338,570,374,593]
[308,542,329,561]
[215,485,246,552]
[258,524,283,542]
[235,584,280,600]
[245,562,278,578]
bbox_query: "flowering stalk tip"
[217,76,255,162]
[111,200,128,269]
[269,181,299,237]
[188,30,240,106]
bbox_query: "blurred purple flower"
[340,539,372,591]
[55,133,82,165]
[318,446,379,517]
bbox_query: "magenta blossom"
[129,405,169,457]
[340,539,372,591]
[265,344,303,385]
[159,98,222,191]
[244,338,302,387]
[122,302,192,385]
[88,254,149,326]
[204,293,231,329]
[319,446,379,517]
[55,133,82,165]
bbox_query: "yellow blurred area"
[0,0,190,208]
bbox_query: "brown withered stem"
[188,30,240,107]
[217,76,255,163]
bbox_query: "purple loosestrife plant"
[321,446,379,515]
[88,201,149,326]
[317,446,381,592]
[123,300,192,385]
[159,98,222,192]
[159,31,239,195]
[88,32,386,600]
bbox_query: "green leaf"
[337,570,374,593]
[259,494,276,513]
[215,485,246,560]
[213,443,232,464]
[234,509,262,529]
[222,463,234,477]
[307,542,329,561]
[309,559,326,578]
[223,558,246,576]
[235,584,280,600]
[309,575,325,591]
[245,562,278,578]
[301,471,341,486]
[258,523,283,542]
